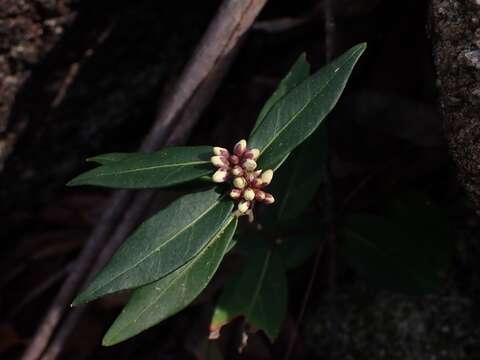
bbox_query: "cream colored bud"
[264,193,275,204]
[243,188,255,201]
[233,139,247,156]
[213,146,229,157]
[255,190,266,201]
[229,188,242,199]
[238,200,250,213]
[233,176,247,189]
[212,168,228,183]
[243,149,260,160]
[242,159,257,171]
[211,156,228,168]
[244,148,260,160]
[260,169,273,185]
[231,165,243,177]
[254,169,262,177]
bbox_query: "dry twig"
[22,1,268,359]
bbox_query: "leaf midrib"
[83,160,210,178]
[89,196,224,297]
[107,216,234,339]
[255,47,363,158]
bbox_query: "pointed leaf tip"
[250,43,366,170]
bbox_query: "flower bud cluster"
[211,139,275,220]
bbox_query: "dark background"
[2,0,479,359]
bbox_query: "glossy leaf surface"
[251,53,310,134]
[73,188,233,305]
[264,125,327,225]
[68,146,212,189]
[103,217,237,346]
[249,43,366,170]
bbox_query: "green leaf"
[251,53,310,135]
[86,153,137,165]
[278,232,320,270]
[73,188,234,305]
[340,207,451,295]
[249,43,366,170]
[210,243,287,341]
[102,217,237,346]
[263,125,327,224]
[68,146,213,189]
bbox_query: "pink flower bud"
[211,155,229,168]
[242,159,257,171]
[213,147,229,157]
[233,176,247,189]
[212,168,228,183]
[229,188,242,199]
[260,169,273,185]
[243,148,260,160]
[229,155,240,165]
[238,200,250,213]
[243,188,255,201]
[231,165,243,177]
[255,190,266,201]
[254,170,262,177]
[264,193,275,204]
[245,173,256,184]
[233,139,247,156]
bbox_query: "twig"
[21,189,133,360]
[9,264,73,319]
[42,53,238,360]
[22,1,268,360]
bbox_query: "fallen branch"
[22,1,268,359]
[42,48,239,360]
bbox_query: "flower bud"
[229,188,242,199]
[213,147,229,157]
[238,200,250,213]
[233,176,247,189]
[212,168,228,183]
[243,188,255,201]
[229,155,240,165]
[260,169,273,185]
[253,178,263,187]
[264,193,275,204]
[245,173,256,184]
[211,155,228,168]
[242,159,257,171]
[244,148,260,160]
[233,139,247,156]
[255,190,266,201]
[231,165,243,177]
[254,169,262,177]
